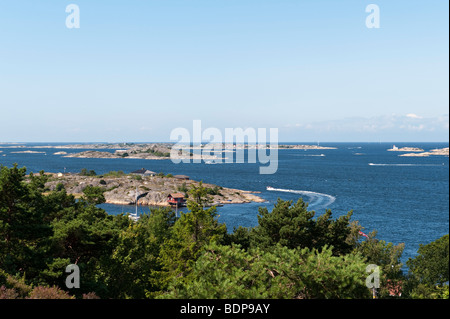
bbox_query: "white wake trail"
[369,163,445,167]
[267,187,336,208]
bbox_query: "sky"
[0,0,448,142]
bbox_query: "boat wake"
[293,154,326,157]
[266,187,336,208]
[369,163,445,167]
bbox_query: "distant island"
[42,143,337,160]
[40,170,265,207]
[387,145,449,157]
[275,144,336,150]
[387,145,424,152]
[399,147,449,157]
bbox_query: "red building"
[167,193,186,207]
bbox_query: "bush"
[0,286,19,299]
[206,186,222,196]
[80,168,97,176]
[132,175,142,181]
[27,286,74,299]
[177,182,188,193]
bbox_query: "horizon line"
[1,141,449,144]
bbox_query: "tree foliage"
[159,182,226,289]
[164,243,371,299]
[249,198,358,255]
[404,234,449,298]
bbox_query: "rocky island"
[387,145,424,152]
[40,170,265,207]
[275,144,337,150]
[62,143,174,160]
[56,143,337,161]
[399,147,449,157]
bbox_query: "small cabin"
[131,168,156,177]
[167,193,186,207]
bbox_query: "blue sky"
[0,0,448,142]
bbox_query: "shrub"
[27,286,74,299]
[0,286,19,299]
[80,168,97,176]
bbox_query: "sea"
[0,142,448,266]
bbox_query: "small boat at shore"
[128,186,144,222]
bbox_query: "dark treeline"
[0,164,448,299]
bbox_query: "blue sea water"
[1,142,448,265]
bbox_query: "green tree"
[353,230,405,298]
[80,185,106,206]
[105,207,176,298]
[405,234,449,299]
[0,165,52,278]
[164,243,371,299]
[0,165,127,297]
[159,182,226,288]
[80,168,96,176]
[45,198,127,297]
[250,198,358,255]
[224,226,252,250]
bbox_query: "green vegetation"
[404,234,449,298]
[177,182,189,193]
[102,170,126,178]
[144,147,170,158]
[80,168,97,176]
[0,164,448,299]
[205,185,222,196]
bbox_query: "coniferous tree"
[159,182,226,288]
[0,165,52,278]
[249,198,357,255]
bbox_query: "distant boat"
[129,186,142,222]
[266,186,276,191]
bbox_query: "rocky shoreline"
[40,172,266,207]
